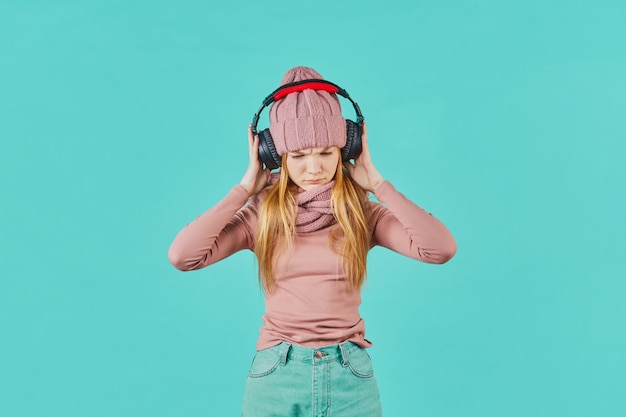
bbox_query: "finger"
[251,136,260,160]
[360,127,370,156]
[361,123,368,144]
[248,124,255,142]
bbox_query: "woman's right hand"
[239,125,271,195]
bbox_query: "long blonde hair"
[255,150,370,293]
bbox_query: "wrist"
[238,180,253,195]
[370,177,384,193]
[371,178,386,194]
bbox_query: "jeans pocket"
[345,346,375,379]
[247,347,282,378]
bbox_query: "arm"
[168,126,270,271]
[344,123,456,264]
[167,185,255,271]
[370,182,456,264]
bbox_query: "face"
[285,146,340,191]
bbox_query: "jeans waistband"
[270,341,362,366]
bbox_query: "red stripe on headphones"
[273,82,339,101]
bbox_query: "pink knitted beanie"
[269,66,346,156]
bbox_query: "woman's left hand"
[343,123,384,193]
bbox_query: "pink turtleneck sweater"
[168,181,456,350]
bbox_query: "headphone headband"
[264,79,345,105]
[251,79,363,135]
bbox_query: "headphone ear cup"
[257,129,281,170]
[342,120,363,161]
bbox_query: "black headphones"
[251,79,364,170]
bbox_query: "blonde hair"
[255,149,370,293]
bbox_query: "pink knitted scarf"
[250,174,336,233]
[294,181,336,233]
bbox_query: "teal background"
[1,0,625,416]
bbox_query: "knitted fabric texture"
[294,180,335,233]
[249,174,336,234]
[269,66,346,156]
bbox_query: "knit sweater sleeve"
[369,181,456,264]
[168,185,256,271]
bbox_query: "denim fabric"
[241,341,383,417]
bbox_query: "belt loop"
[279,342,292,365]
[338,342,349,366]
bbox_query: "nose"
[307,156,322,174]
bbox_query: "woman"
[168,66,456,417]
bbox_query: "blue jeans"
[241,341,383,417]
